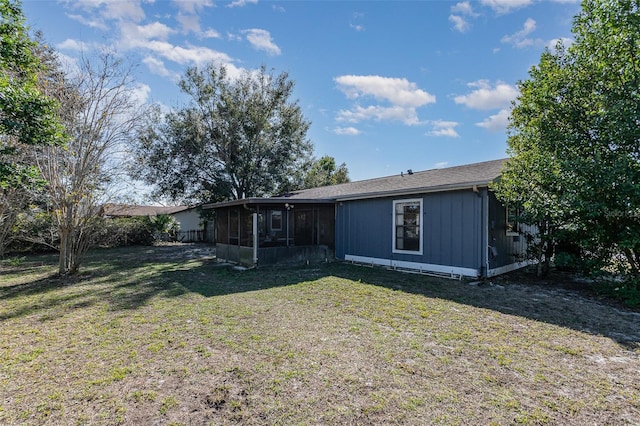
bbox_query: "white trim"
[344,254,479,278]
[505,205,520,236]
[487,259,535,277]
[392,198,423,255]
[270,210,282,231]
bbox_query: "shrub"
[94,217,155,247]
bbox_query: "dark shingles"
[282,158,506,200]
[103,205,189,217]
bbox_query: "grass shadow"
[2,245,638,350]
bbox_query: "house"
[203,159,531,278]
[103,204,209,242]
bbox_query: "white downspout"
[252,212,258,266]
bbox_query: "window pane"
[394,201,421,252]
[271,210,282,230]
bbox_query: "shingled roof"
[203,158,506,209]
[285,158,506,201]
[103,204,189,217]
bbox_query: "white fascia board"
[344,254,480,278]
[487,260,536,277]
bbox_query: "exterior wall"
[487,191,529,272]
[336,189,484,276]
[172,209,204,242]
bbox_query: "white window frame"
[270,210,283,231]
[505,205,520,236]
[392,198,423,255]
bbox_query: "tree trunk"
[58,226,70,275]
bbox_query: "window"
[270,210,282,231]
[506,205,520,236]
[393,199,423,254]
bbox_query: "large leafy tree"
[0,1,65,256]
[494,0,640,277]
[0,0,65,184]
[303,155,350,189]
[131,64,313,203]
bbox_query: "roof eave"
[334,180,495,202]
[202,197,336,210]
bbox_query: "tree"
[131,64,313,204]
[494,0,640,278]
[0,1,66,256]
[0,0,65,184]
[303,155,350,189]
[35,52,147,274]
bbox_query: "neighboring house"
[103,204,207,242]
[203,159,532,278]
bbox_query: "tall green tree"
[0,2,65,256]
[131,64,313,203]
[0,0,65,184]
[494,0,640,278]
[303,155,350,189]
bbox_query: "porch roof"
[202,197,335,210]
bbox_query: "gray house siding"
[336,189,484,276]
[487,191,530,273]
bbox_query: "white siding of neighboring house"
[172,209,203,241]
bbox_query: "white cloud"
[350,12,365,32]
[427,120,460,138]
[120,22,176,42]
[449,1,478,32]
[142,56,178,79]
[57,38,90,52]
[335,75,435,108]
[170,0,214,34]
[334,127,361,136]
[337,105,423,126]
[176,13,201,34]
[139,40,236,69]
[243,29,281,55]
[171,0,213,14]
[449,15,470,33]
[228,0,258,8]
[481,0,533,14]
[454,80,518,110]
[434,161,449,168]
[476,108,511,131]
[547,37,573,52]
[66,13,109,30]
[335,75,435,126]
[501,18,542,48]
[70,0,147,22]
[201,28,221,39]
[452,1,477,15]
[55,52,81,76]
[130,83,152,106]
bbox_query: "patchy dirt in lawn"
[1,245,639,425]
[485,271,640,347]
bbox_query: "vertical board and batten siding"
[335,189,483,274]
[487,191,529,271]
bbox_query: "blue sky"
[23,0,581,182]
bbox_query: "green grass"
[1,244,639,425]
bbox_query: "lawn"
[1,244,639,425]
